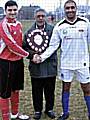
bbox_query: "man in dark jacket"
[23,8,57,120]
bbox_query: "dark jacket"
[23,22,57,78]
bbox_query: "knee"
[81,83,90,96]
[0,93,10,99]
[62,82,71,92]
[0,90,11,98]
[83,89,90,96]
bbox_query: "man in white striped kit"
[35,0,90,120]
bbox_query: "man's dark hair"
[5,0,18,10]
[64,0,77,8]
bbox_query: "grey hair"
[34,8,46,16]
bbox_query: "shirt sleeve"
[0,24,29,58]
[87,21,90,64]
[40,25,61,62]
[87,21,90,45]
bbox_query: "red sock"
[10,91,19,115]
[0,98,10,120]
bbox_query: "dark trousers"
[31,76,56,112]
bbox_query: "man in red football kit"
[0,1,30,120]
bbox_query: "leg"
[0,73,11,120]
[31,77,43,119]
[10,91,30,120]
[31,77,43,112]
[0,98,10,120]
[44,77,56,119]
[57,69,74,120]
[10,60,30,119]
[62,81,71,116]
[78,68,90,119]
[81,82,90,119]
[10,91,19,115]
[0,60,11,120]
[44,77,56,111]
[57,81,71,120]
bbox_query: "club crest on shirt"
[63,29,67,34]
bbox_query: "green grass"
[21,20,34,33]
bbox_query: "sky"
[0,0,90,12]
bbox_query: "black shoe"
[57,113,69,120]
[33,112,42,120]
[45,110,56,119]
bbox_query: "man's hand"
[32,54,42,63]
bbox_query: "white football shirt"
[40,16,90,70]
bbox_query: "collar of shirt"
[36,23,45,30]
[6,17,16,23]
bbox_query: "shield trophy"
[26,29,49,54]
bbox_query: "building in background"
[0,7,4,20]
[18,5,40,20]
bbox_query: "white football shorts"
[59,68,90,83]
